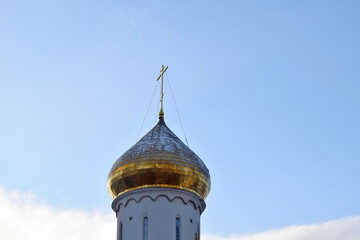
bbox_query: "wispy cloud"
[120,8,148,30]
[0,186,359,240]
[203,217,360,240]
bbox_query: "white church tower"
[106,66,211,240]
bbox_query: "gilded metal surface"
[107,118,211,200]
[107,160,210,199]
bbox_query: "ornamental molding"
[112,188,206,214]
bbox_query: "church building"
[106,66,211,240]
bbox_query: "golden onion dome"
[107,117,211,200]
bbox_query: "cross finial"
[157,65,168,118]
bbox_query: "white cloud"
[203,217,360,240]
[0,187,115,240]
[0,186,359,240]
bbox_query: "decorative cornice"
[112,188,206,214]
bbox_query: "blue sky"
[0,0,359,238]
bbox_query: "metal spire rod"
[157,65,168,118]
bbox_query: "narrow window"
[143,217,148,240]
[176,217,180,240]
[197,223,200,240]
[119,222,123,240]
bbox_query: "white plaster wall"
[112,188,205,240]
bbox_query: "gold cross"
[157,65,168,118]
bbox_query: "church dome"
[107,117,211,200]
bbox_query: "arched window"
[176,217,180,240]
[119,222,123,240]
[143,217,148,240]
[198,223,200,240]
